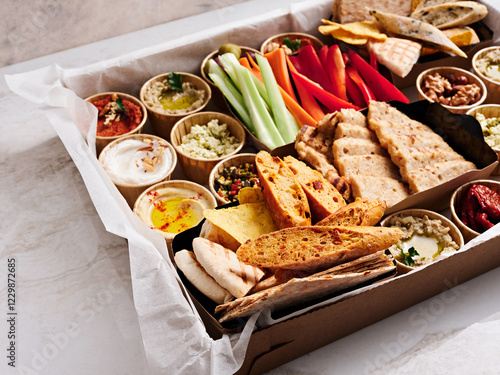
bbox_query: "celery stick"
[233,63,285,149]
[219,53,271,108]
[256,53,300,144]
[207,59,253,133]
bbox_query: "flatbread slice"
[405,159,477,193]
[349,174,410,208]
[216,251,396,323]
[369,9,467,58]
[366,37,422,78]
[174,250,233,305]
[193,237,265,299]
[337,154,401,180]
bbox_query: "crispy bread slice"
[216,251,396,322]
[236,225,401,271]
[283,156,346,223]
[315,198,387,227]
[256,151,311,229]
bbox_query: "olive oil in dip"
[401,234,442,260]
[151,197,202,233]
[486,63,500,81]
[159,90,197,111]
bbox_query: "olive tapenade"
[214,163,260,202]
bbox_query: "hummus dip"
[475,48,500,83]
[142,75,206,115]
[134,182,216,241]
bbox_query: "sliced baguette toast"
[283,156,346,223]
[255,151,311,229]
[315,198,387,227]
[236,225,402,271]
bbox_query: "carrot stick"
[242,57,316,127]
[264,48,298,101]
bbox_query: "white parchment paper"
[5,0,500,373]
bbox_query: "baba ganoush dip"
[100,136,174,185]
[142,73,206,115]
[386,214,460,267]
[475,48,500,83]
[134,182,216,239]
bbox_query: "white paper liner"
[5,0,500,373]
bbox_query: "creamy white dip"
[101,138,173,185]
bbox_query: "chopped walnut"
[422,72,482,107]
[450,84,482,106]
[422,73,452,102]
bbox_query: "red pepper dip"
[91,93,143,137]
[458,184,500,233]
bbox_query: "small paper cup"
[85,92,147,155]
[140,72,211,141]
[450,179,500,243]
[260,32,324,55]
[472,46,500,105]
[381,208,464,274]
[133,180,217,251]
[170,112,246,185]
[200,46,260,109]
[416,66,487,114]
[99,134,177,207]
[208,153,258,205]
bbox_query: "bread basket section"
[6,0,500,374]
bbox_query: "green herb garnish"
[400,246,419,266]
[282,37,301,52]
[168,72,183,92]
[115,97,126,112]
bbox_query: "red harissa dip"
[92,93,143,137]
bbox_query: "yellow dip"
[151,197,202,234]
[159,90,198,111]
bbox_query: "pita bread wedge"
[174,250,233,304]
[193,237,265,298]
[215,251,396,323]
[411,1,488,30]
[368,9,467,58]
[366,37,422,78]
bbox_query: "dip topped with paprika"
[91,93,144,137]
[133,180,216,243]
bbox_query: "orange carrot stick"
[264,48,298,101]
[241,56,316,127]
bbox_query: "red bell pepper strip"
[286,55,325,122]
[290,69,360,113]
[289,44,334,94]
[345,62,376,106]
[318,45,329,72]
[370,52,379,72]
[346,49,409,103]
[344,71,366,108]
[325,45,348,102]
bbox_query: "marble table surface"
[2,1,500,374]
